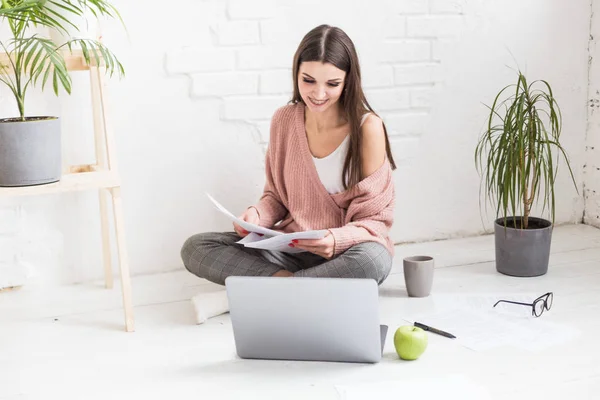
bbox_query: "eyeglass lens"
[545,292,553,310]
[533,299,545,317]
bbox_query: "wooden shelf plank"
[0,170,120,197]
[0,49,100,72]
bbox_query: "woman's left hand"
[291,230,335,259]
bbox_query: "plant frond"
[14,36,72,95]
[61,38,125,78]
[474,69,577,228]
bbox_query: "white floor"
[1,224,600,400]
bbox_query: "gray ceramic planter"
[0,117,61,187]
[494,216,553,277]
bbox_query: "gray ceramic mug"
[403,256,434,297]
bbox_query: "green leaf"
[47,0,84,16]
[42,4,79,34]
[14,36,72,94]
[64,38,125,78]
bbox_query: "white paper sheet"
[335,374,492,400]
[206,193,283,237]
[409,309,517,351]
[404,293,580,352]
[207,193,328,253]
[236,232,268,245]
[242,229,328,253]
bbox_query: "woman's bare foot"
[272,270,294,277]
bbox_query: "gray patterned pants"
[181,232,393,286]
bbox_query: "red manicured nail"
[292,240,298,243]
[288,243,294,247]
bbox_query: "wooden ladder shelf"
[0,50,134,332]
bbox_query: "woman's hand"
[234,207,260,237]
[291,230,335,259]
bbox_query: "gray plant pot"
[0,117,61,187]
[494,216,553,277]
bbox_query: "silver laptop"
[225,276,387,364]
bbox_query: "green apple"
[394,325,428,360]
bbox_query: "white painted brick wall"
[389,137,421,163]
[407,16,465,37]
[368,89,410,111]
[383,16,407,38]
[431,39,455,61]
[0,201,67,288]
[259,19,309,45]
[410,87,435,108]
[385,0,428,15]
[362,65,395,89]
[215,21,260,46]
[255,120,272,143]
[585,0,600,227]
[192,72,259,97]
[429,0,465,14]
[384,112,429,136]
[165,48,235,74]
[237,45,294,70]
[379,41,430,63]
[223,96,288,120]
[394,64,442,85]
[259,70,293,94]
[227,0,276,20]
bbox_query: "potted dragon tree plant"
[475,70,578,277]
[0,0,124,187]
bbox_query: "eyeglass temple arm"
[493,300,534,308]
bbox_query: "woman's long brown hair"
[290,24,397,190]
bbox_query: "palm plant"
[0,0,124,121]
[475,70,578,230]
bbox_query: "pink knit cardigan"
[252,102,396,257]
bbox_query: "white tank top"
[312,113,371,194]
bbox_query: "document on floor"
[335,374,492,400]
[404,293,580,352]
[206,193,328,253]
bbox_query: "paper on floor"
[403,293,580,351]
[335,374,492,400]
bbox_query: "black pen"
[414,321,456,339]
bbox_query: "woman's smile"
[309,97,329,106]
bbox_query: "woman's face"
[298,61,347,113]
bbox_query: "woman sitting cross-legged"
[181,24,396,323]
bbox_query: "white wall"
[585,0,600,228]
[0,0,591,287]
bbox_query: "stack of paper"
[206,193,327,253]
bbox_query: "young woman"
[181,24,397,300]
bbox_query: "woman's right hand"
[234,207,260,237]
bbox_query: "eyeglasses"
[493,292,553,317]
